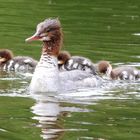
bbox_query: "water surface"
[0,0,140,140]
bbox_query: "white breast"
[30,66,60,93]
[29,55,60,93]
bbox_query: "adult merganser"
[25,18,102,93]
[97,60,140,80]
[0,49,38,72]
[58,50,97,75]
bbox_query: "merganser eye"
[46,28,55,32]
[46,29,51,32]
[40,33,48,37]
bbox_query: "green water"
[0,0,140,140]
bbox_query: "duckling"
[97,60,140,80]
[0,49,38,72]
[0,49,13,65]
[58,50,97,75]
[25,18,102,93]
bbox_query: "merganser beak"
[25,32,41,42]
[25,32,50,42]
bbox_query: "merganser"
[25,18,102,93]
[58,51,97,75]
[0,49,38,72]
[97,60,140,80]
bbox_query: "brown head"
[97,60,117,79]
[0,49,13,64]
[97,61,111,73]
[25,18,63,56]
[57,51,71,65]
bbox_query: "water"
[0,0,140,140]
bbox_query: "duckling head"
[57,51,71,65]
[25,18,63,56]
[0,49,13,64]
[97,60,112,77]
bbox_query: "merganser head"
[57,51,71,65]
[25,18,63,56]
[0,49,13,64]
[97,60,113,77]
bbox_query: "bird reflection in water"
[31,96,65,140]
[31,94,90,140]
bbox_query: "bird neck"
[41,31,62,57]
[42,42,57,56]
[38,41,61,69]
[110,70,116,79]
[38,53,58,69]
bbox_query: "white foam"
[133,33,140,36]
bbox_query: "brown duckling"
[57,50,97,75]
[97,60,140,80]
[0,49,38,73]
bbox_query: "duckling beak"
[58,60,64,65]
[0,58,6,63]
[25,32,41,42]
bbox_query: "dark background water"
[0,0,140,140]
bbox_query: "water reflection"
[31,95,90,140]
[31,99,63,140]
